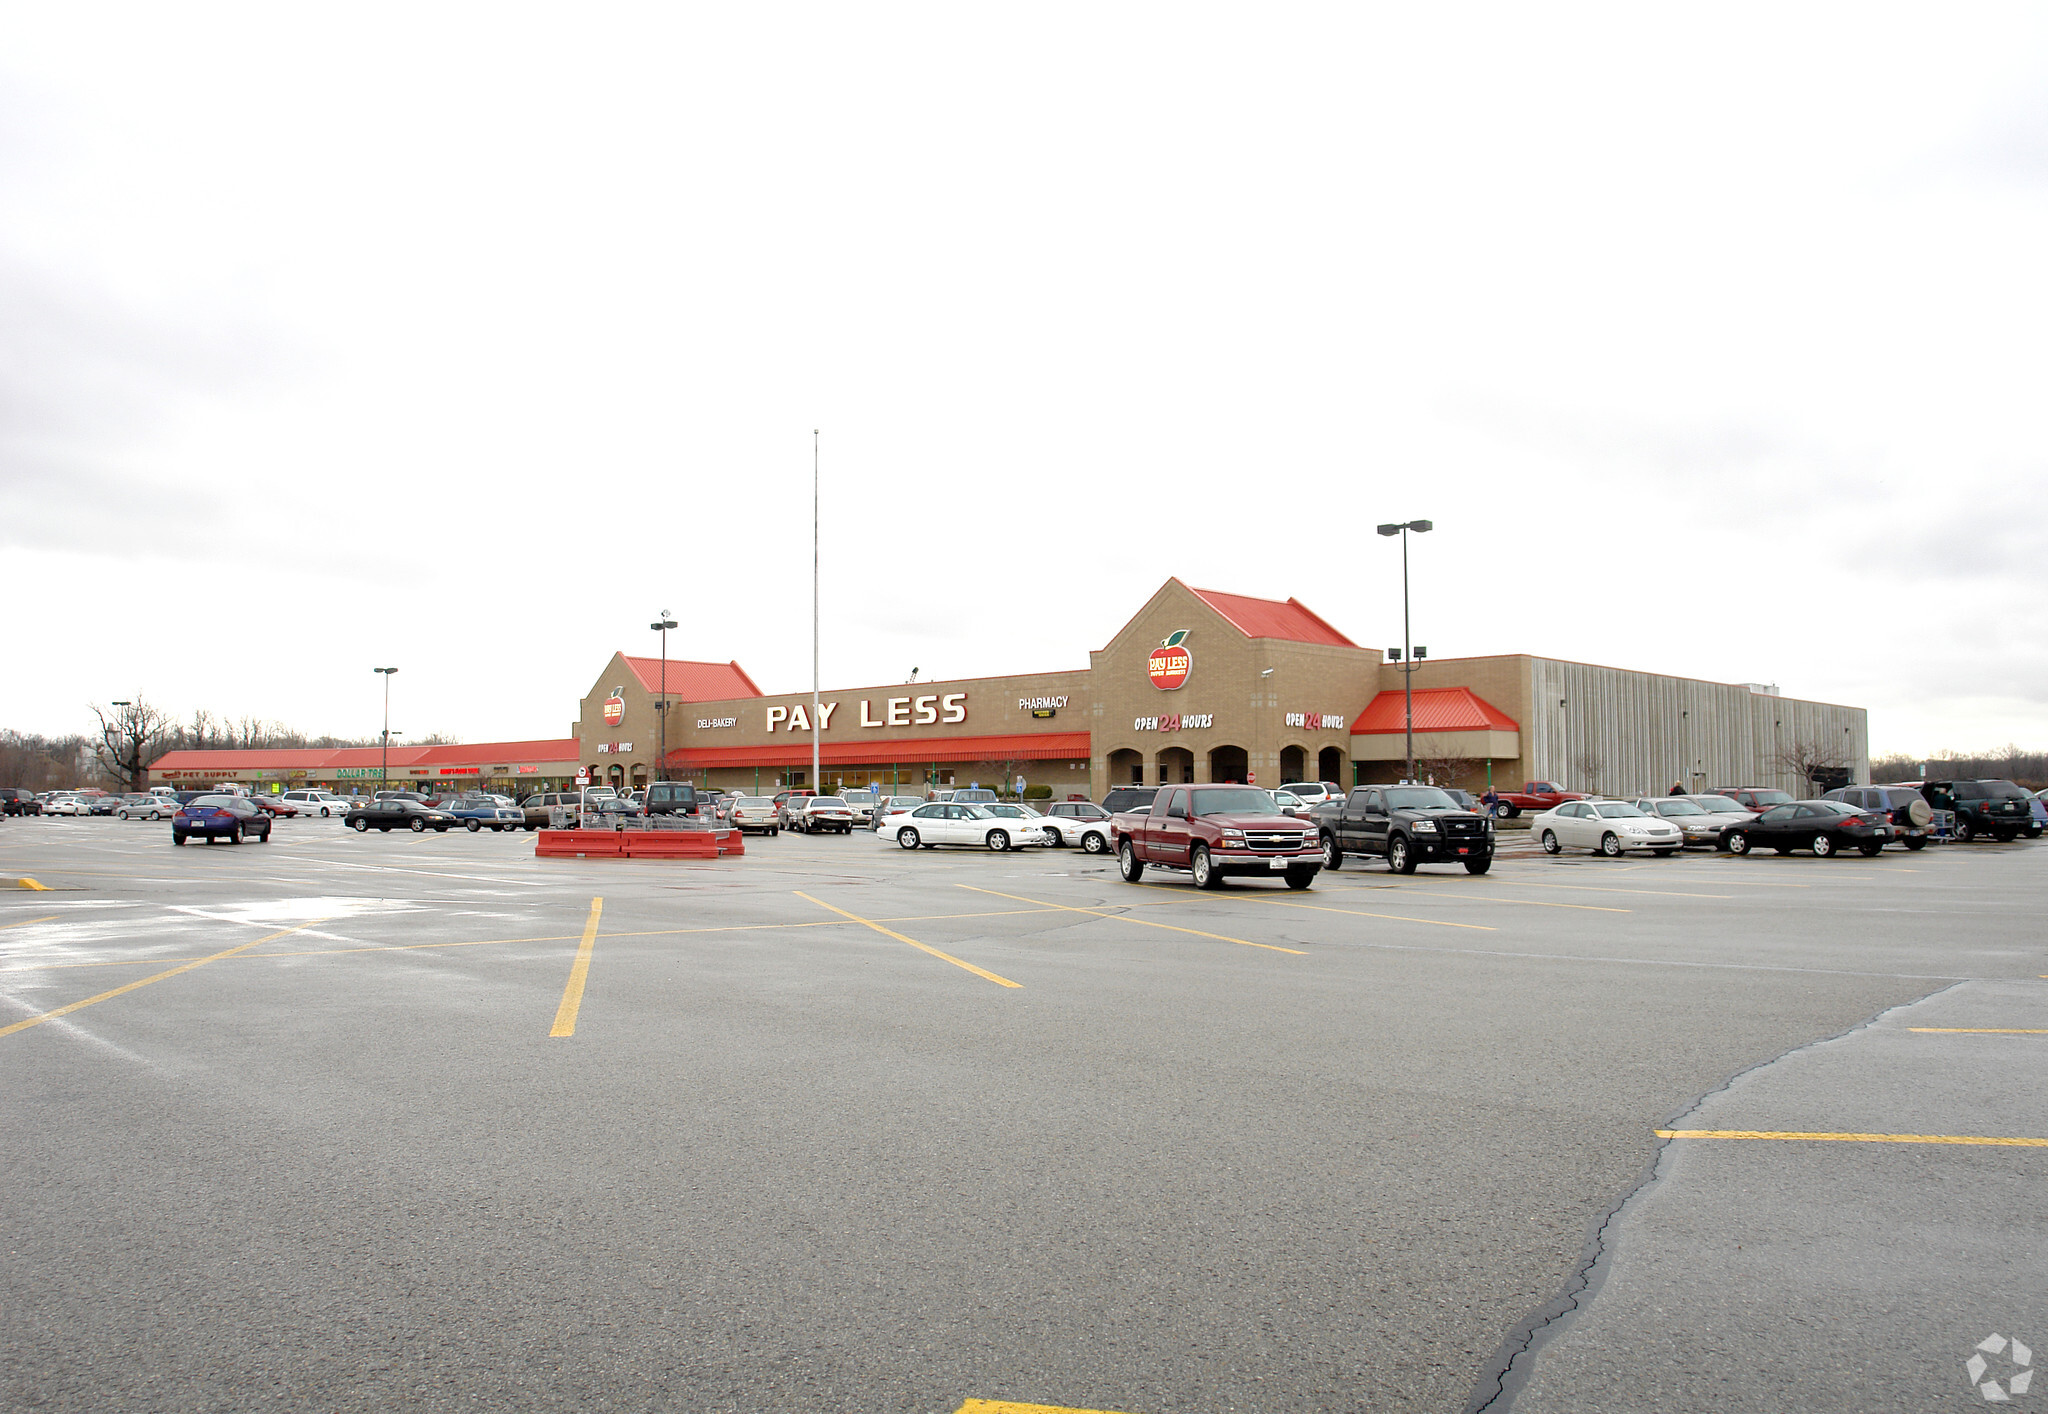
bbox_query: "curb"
[14,878,50,891]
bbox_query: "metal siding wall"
[1528,659,1868,796]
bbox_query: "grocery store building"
[572,580,1870,801]
[148,580,1868,801]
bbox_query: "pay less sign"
[762,693,968,733]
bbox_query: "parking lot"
[3,816,2044,1413]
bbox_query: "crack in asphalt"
[1460,980,1968,1412]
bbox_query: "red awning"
[667,731,1091,769]
[1351,688,1519,734]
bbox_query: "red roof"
[1351,687,1519,735]
[620,656,763,700]
[148,739,580,774]
[411,739,579,766]
[1186,585,1356,647]
[668,732,1092,769]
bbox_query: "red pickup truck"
[1110,784,1322,890]
[1487,781,1589,818]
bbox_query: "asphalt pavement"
[1,816,2041,1413]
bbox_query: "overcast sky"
[4,4,2044,756]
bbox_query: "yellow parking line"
[798,892,1022,987]
[957,1402,1139,1414]
[548,897,605,1037]
[0,918,330,1040]
[957,884,1307,954]
[1322,884,1627,913]
[0,914,59,931]
[1658,1129,2048,1147]
[1908,1027,2048,1034]
[1499,880,1732,900]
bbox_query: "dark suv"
[1101,787,1160,816]
[1925,779,2041,843]
[0,788,40,816]
[1822,785,1934,850]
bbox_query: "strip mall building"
[574,581,1870,800]
[149,581,1868,799]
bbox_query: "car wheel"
[1042,827,1063,848]
[149,810,161,821]
[1955,818,1975,843]
[226,825,241,845]
[1081,831,1107,854]
[1321,834,1342,870]
[1728,831,1751,855]
[172,833,185,846]
[1858,842,1882,856]
[409,817,427,832]
[898,828,920,850]
[259,829,270,844]
[1903,836,1927,851]
[987,829,1010,852]
[1389,835,1416,874]
[1284,868,1315,890]
[1498,804,1519,819]
[1464,857,1491,874]
[1540,829,1561,855]
[1812,833,1836,858]
[1191,844,1221,889]
[1599,833,1623,858]
[1118,840,1145,883]
[770,827,779,837]
[352,818,368,831]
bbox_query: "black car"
[1101,787,1159,816]
[172,794,273,846]
[345,799,460,833]
[1822,785,1933,850]
[0,788,39,816]
[1313,783,1495,875]
[643,780,702,818]
[1724,800,1894,857]
[1924,779,2041,843]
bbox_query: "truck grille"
[1443,820,1485,837]
[1244,830,1307,850]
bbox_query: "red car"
[252,797,301,818]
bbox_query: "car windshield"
[1593,802,1649,818]
[1385,787,1457,810]
[1750,791,1793,805]
[188,795,235,806]
[985,805,1026,817]
[1655,800,1707,816]
[735,797,772,807]
[812,797,846,807]
[1189,788,1281,816]
[1690,796,1743,811]
[1976,781,2029,800]
[888,797,922,808]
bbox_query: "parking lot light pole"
[650,612,677,783]
[375,668,398,788]
[1376,520,1433,780]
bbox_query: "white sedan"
[44,794,91,816]
[888,802,1048,852]
[1037,800,1115,853]
[281,789,355,818]
[1532,799,1685,857]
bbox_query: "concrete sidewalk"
[1489,978,2048,1412]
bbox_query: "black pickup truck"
[1311,783,1496,875]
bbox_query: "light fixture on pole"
[1376,519,1433,781]
[375,668,398,788]
[812,429,821,794]
[649,611,677,784]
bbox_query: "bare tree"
[1411,754,1475,791]
[1768,735,1850,795]
[1570,748,1606,795]
[89,698,176,793]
